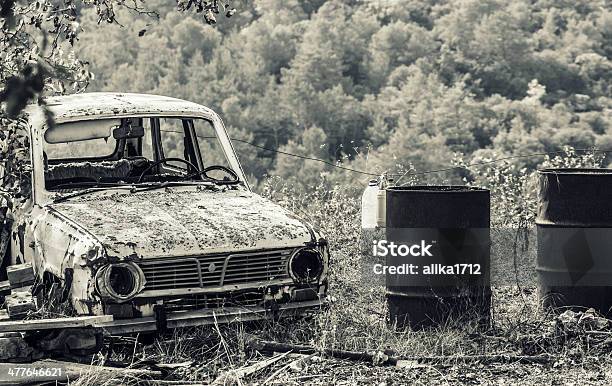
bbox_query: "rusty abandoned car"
[3,93,329,333]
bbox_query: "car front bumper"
[94,298,327,335]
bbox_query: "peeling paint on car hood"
[48,187,314,259]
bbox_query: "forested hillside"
[75,0,612,190]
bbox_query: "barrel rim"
[538,168,612,175]
[386,185,488,193]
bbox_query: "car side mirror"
[113,120,145,140]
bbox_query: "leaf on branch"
[0,63,46,119]
[204,9,216,25]
[0,0,14,19]
[176,0,236,21]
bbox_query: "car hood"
[49,187,314,259]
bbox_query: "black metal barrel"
[385,186,490,329]
[537,169,612,314]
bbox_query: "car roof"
[38,92,216,123]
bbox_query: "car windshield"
[44,116,238,190]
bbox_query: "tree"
[272,126,330,188]
[20,0,609,192]
[367,21,437,90]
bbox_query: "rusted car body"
[8,93,328,333]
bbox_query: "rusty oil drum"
[537,169,612,315]
[385,186,490,329]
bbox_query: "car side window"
[193,119,231,169]
[155,117,233,179]
[159,118,190,170]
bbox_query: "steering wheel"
[185,165,239,184]
[137,157,200,183]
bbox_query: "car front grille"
[162,291,266,311]
[139,249,294,291]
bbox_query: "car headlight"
[95,262,145,302]
[288,248,324,284]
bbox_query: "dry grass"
[71,182,612,384]
[72,284,612,385]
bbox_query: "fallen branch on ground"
[246,336,397,366]
[246,336,555,366]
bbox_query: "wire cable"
[230,138,380,176]
[232,138,612,178]
[161,129,381,176]
[161,129,612,178]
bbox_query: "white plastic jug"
[361,180,379,229]
[376,187,386,228]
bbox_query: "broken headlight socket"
[288,248,324,284]
[95,262,145,303]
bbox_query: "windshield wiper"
[129,180,215,194]
[53,180,229,202]
[51,181,131,190]
[52,183,134,203]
